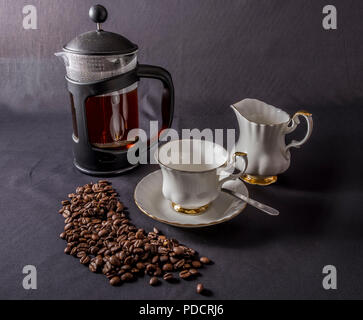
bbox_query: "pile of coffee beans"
[58,180,211,292]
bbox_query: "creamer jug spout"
[230,103,243,119]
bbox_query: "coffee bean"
[121,264,131,271]
[116,201,124,211]
[154,267,162,277]
[91,234,99,241]
[133,248,144,254]
[77,251,86,258]
[109,276,121,286]
[149,277,159,286]
[110,255,121,266]
[174,259,185,269]
[102,262,112,274]
[64,246,71,254]
[141,252,150,260]
[98,247,107,256]
[135,231,144,239]
[131,268,140,274]
[58,181,213,291]
[163,273,173,281]
[89,246,99,255]
[124,256,134,265]
[189,268,199,276]
[113,219,122,227]
[70,247,78,256]
[192,261,202,268]
[158,246,168,255]
[80,230,90,237]
[121,272,133,282]
[64,223,73,231]
[173,246,184,256]
[89,262,98,273]
[146,264,156,274]
[136,262,145,270]
[196,283,204,294]
[162,263,173,272]
[95,256,104,267]
[170,257,179,264]
[80,255,90,265]
[200,257,211,264]
[98,229,108,237]
[78,243,89,249]
[116,251,126,260]
[179,270,191,279]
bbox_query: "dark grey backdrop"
[0,0,362,300]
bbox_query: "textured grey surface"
[0,0,363,299]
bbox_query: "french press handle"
[136,64,175,148]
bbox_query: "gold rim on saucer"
[171,202,210,215]
[133,170,248,228]
[134,197,247,228]
[241,174,277,186]
[133,170,249,228]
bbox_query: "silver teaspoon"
[221,188,279,216]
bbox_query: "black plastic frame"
[65,64,174,176]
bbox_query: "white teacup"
[155,139,248,214]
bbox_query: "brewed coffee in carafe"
[86,86,138,149]
[70,85,139,149]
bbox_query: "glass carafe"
[56,5,174,152]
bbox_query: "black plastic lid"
[63,5,138,56]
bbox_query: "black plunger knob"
[89,5,108,24]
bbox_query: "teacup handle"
[285,111,313,152]
[218,152,248,187]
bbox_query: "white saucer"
[134,170,248,228]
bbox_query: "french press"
[56,4,174,176]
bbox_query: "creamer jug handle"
[285,111,313,152]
